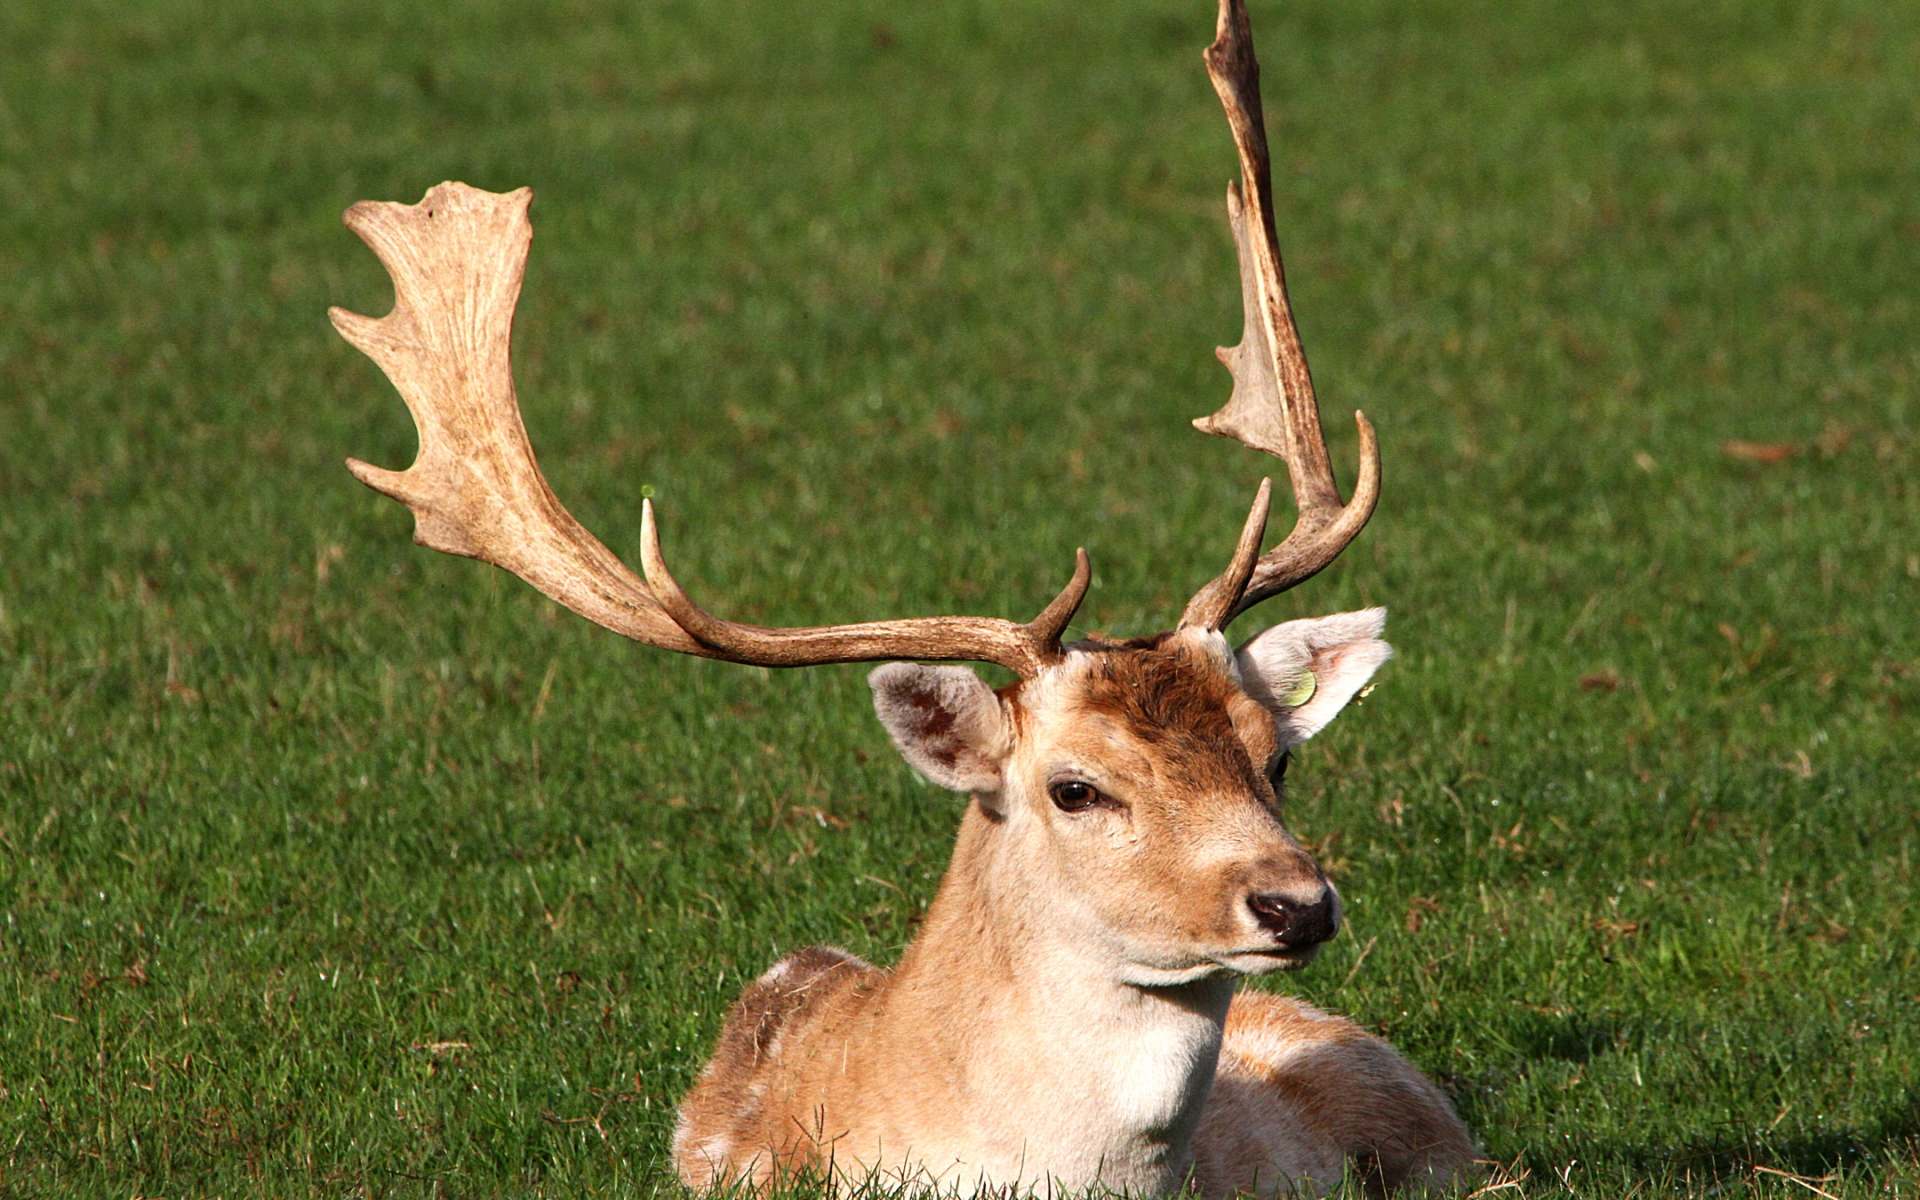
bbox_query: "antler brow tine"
[1181,0,1382,631]
[333,180,1087,677]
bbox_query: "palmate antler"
[334,0,1372,672]
[330,183,1088,678]
[1179,0,1381,632]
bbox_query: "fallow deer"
[330,1,1477,1194]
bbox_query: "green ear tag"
[1281,670,1318,708]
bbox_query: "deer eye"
[1049,780,1103,813]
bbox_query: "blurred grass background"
[1,0,1916,1195]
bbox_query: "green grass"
[2,0,1917,1195]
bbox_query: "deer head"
[869,611,1387,987]
[331,0,1380,980]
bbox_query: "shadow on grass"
[1506,1009,1629,1065]
[1455,1009,1920,1186]
[1616,1092,1920,1178]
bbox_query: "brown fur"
[673,630,1476,1196]
[1197,993,1478,1196]
[1071,635,1282,789]
[681,954,1475,1196]
[674,947,883,1185]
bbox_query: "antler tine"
[1181,0,1381,631]
[1180,477,1270,630]
[334,181,1087,678]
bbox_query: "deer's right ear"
[868,663,1009,795]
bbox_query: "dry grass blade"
[1753,1164,1843,1200]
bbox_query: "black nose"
[1247,891,1338,948]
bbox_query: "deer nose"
[1246,890,1339,948]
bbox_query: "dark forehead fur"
[1069,633,1227,727]
[1059,633,1268,791]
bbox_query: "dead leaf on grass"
[1297,829,1350,879]
[1490,821,1527,855]
[786,805,849,830]
[1723,439,1799,463]
[1815,421,1855,456]
[1808,919,1851,946]
[1406,895,1442,933]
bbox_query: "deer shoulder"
[673,946,884,1188]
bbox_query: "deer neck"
[882,801,1234,1192]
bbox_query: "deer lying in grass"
[330,0,1475,1193]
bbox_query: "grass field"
[3,0,1918,1195]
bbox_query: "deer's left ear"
[1235,608,1392,748]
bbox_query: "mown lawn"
[1,0,1916,1195]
